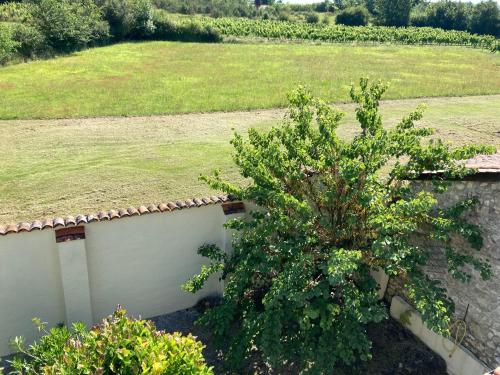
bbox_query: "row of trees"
[333,0,498,35]
[151,0,498,36]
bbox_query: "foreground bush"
[10,307,213,374]
[185,78,494,373]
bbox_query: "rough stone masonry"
[385,154,500,369]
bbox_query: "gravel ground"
[1,303,447,375]
[150,301,447,375]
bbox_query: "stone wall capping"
[419,153,500,180]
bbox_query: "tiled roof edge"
[0,195,238,236]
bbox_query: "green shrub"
[305,12,320,23]
[0,23,18,64]
[336,6,370,26]
[33,0,109,53]
[152,12,221,42]
[10,306,213,374]
[96,0,156,40]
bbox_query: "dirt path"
[1,95,498,131]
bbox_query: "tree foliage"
[32,0,109,52]
[185,78,495,373]
[469,0,499,37]
[96,0,156,40]
[376,0,412,26]
[336,6,370,26]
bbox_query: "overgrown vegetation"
[185,79,495,373]
[7,307,212,374]
[0,0,221,64]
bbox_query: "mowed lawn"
[0,95,498,223]
[0,41,499,119]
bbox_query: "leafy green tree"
[411,0,470,31]
[32,0,109,52]
[469,0,499,37]
[376,0,412,26]
[185,79,494,373]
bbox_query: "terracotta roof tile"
[76,215,88,225]
[31,221,43,231]
[87,214,99,223]
[158,203,170,212]
[184,199,195,207]
[18,222,31,232]
[118,208,130,217]
[53,218,65,228]
[65,216,76,226]
[5,223,18,234]
[127,207,140,216]
[42,218,54,229]
[176,200,187,209]
[147,204,160,213]
[0,195,238,236]
[167,202,179,210]
[98,211,110,221]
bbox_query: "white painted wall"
[0,230,66,356]
[0,204,238,356]
[85,205,227,321]
[390,296,489,375]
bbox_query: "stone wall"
[385,178,500,368]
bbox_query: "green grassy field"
[0,95,498,223]
[0,41,499,119]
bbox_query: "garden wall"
[386,178,500,369]
[0,197,245,357]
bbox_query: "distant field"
[0,41,499,119]
[0,95,498,223]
